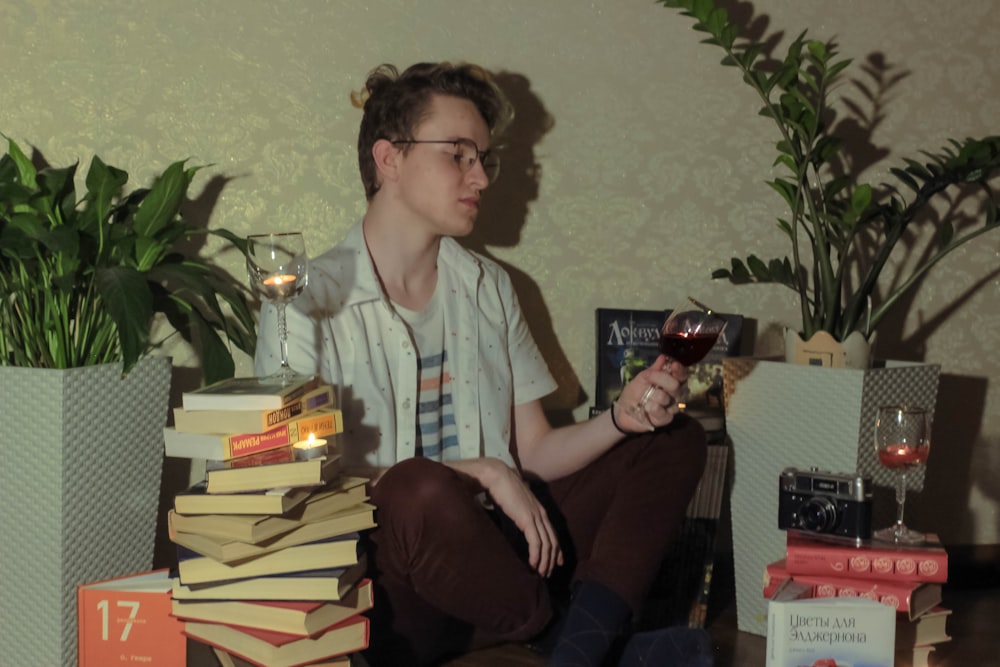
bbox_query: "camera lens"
[798,497,837,532]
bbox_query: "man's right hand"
[447,457,563,578]
[484,460,564,578]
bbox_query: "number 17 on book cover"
[77,569,186,667]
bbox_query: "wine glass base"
[265,366,314,386]
[873,524,926,545]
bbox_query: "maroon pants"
[363,414,707,666]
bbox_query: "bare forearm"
[442,456,509,492]
[518,408,625,481]
[516,357,686,481]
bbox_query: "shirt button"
[402,399,411,410]
[402,341,410,349]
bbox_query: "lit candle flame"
[263,274,296,286]
[293,432,327,459]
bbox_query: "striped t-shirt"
[393,291,458,460]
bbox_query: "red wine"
[878,444,929,470]
[658,332,718,366]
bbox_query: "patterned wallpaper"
[3,0,997,544]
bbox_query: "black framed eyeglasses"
[392,138,500,183]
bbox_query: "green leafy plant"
[0,137,257,383]
[659,0,1000,343]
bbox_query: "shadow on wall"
[460,71,586,427]
[905,374,992,546]
[154,175,250,571]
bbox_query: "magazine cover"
[593,308,743,414]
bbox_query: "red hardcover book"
[784,532,948,583]
[183,614,369,667]
[172,579,373,636]
[763,558,942,620]
[77,569,186,667]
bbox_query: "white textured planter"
[722,357,940,636]
[0,357,171,667]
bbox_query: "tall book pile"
[763,532,951,667]
[165,376,375,667]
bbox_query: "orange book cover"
[77,569,186,667]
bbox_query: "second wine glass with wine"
[247,232,309,384]
[873,404,931,544]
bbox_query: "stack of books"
[164,376,376,666]
[763,532,951,666]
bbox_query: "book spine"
[286,410,343,442]
[784,538,948,583]
[214,447,298,470]
[225,424,295,458]
[263,386,335,429]
[224,410,342,459]
[763,561,929,614]
[279,378,320,405]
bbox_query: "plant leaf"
[82,155,128,236]
[95,265,154,375]
[132,160,190,239]
[5,138,37,189]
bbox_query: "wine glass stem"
[895,470,908,532]
[276,301,290,370]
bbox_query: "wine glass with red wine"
[632,296,728,428]
[247,232,309,384]
[873,405,931,544]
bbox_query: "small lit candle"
[262,274,300,300]
[293,433,328,460]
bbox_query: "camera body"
[777,467,873,543]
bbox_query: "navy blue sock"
[619,626,714,667]
[547,580,632,667]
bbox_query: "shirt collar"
[332,220,484,308]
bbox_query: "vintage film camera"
[777,466,873,543]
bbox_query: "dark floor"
[189,550,1000,666]
[440,548,1000,667]
[438,584,999,667]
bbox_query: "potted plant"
[0,136,257,667]
[659,0,1000,368]
[0,137,256,382]
[654,0,989,638]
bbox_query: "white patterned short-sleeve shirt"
[254,221,557,470]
